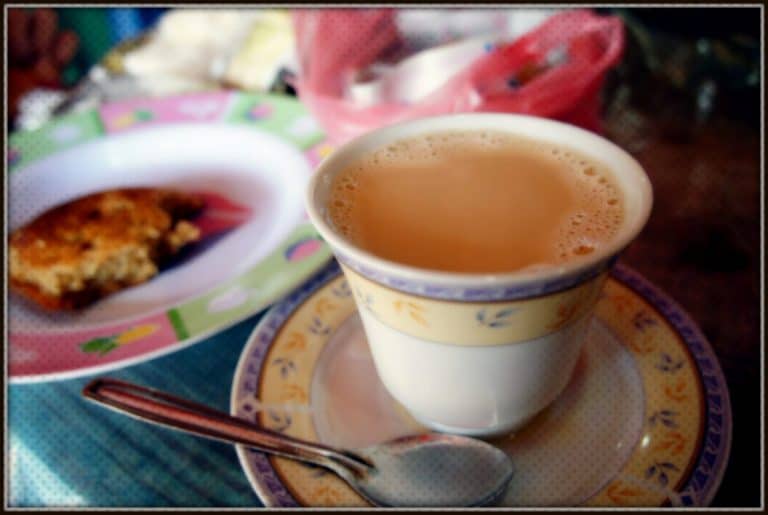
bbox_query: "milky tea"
[327,130,625,274]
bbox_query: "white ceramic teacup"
[306,114,652,437]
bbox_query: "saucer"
[230,262,731,507]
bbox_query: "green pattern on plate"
[227,93,324,149]
[172,223,332,336]
[9,110,104,172]
[167,310,190,341]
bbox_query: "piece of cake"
[9,187,205,310]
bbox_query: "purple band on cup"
[334,252,620,302]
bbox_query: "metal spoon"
[82,378,513,507]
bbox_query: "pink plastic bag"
[292,9,624,144]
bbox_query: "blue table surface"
[9,311,268,508]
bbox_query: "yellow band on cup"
[341,264,608,346]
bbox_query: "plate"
[9,91,337,383]
[231,262,731,507]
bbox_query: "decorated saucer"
[230,262,731,507]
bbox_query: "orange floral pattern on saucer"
[248,274,704,507]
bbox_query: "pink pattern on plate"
[100,92,234,133]
[284,237,323,262]
[247,103,274,120]
[9,147,21,167]
[193,192,254,238]
[10,312,178,378]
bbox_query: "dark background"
[601,6,761,507]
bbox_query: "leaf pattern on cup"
[393,300,429,327]
[476,307,518,328]
[548,302,580,330]
[353,286,377,315]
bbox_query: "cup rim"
[306,113,653,288]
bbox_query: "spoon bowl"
[83,378,513,507]
[355,433,513,507]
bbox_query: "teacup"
[306,114,652,436]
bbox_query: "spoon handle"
[82,378,372,477]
